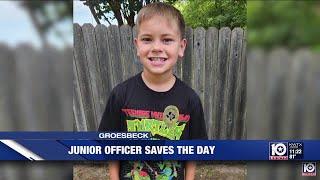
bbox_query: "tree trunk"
[108,0,124,26]
[88,4,101,24]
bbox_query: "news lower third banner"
[0,132,319,161]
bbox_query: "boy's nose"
[151,41,163,52]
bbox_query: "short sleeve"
[189,95,208,140]
[98,87,123,132]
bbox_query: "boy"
[99,2,207,180]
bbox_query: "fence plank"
[204,27,218,140]
[247,48,269,180]
[235,29,246,139]
[277,50,312,180]
[131,26,143,74]
[247,49,268,139]
[223,28,244,139]
[0,44,15,130]
[40,46,67,130]
[14,45,41,130]
[107,25,123,87]
[120,25,138,80]
[73,59,87,131]
[267,49,292,180]
[267,49,291,139]
[216,27,231,139]
[302,53,320,139]
[82,23,105,129]
[59,47,73,130]
[94,24,111,127]
[282,50,311,139]
[73,23,96,130]
[175,53,183,79]
[182,27,193,87]
[173,29,185,79]
[193,27,206,103]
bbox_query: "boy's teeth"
[150,57,165,61]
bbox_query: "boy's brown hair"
[136,2,185,39]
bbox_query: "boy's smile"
[148,57,167,67]
[135,15,186,77]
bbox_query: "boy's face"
[135,15,186,76]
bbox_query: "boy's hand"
[109,161,120,180]
[185,161,196,180]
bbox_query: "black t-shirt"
[99,72,207,180]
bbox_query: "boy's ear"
[134,38,140,56]
[178,38,187,58]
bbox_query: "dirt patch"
[73,162,246,180]
[195,162,246,180]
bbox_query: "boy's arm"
[185,161,196,180]
[108,161,120,180]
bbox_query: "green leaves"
[175,0,246,29]
[248,1,320,50]
[81,0,171,26]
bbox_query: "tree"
[175,0,246,29]
[248,1,320,50]
[81,0,246,29]
[81,0,177,26]
[20,1,72,46]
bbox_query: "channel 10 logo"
[302,162,316,176]
[269,142,288,160]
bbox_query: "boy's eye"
[163,38,173,44]
[141,38,152,42]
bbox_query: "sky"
[0,1,72,49]
[0,1,40,47]
[0,1,116,48]
[73,1,117,26]
[73,1,98,26]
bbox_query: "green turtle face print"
[123,106,190,140]
[163,105,179,128]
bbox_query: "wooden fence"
[0,44,72,131]
[73,23,247,140]
[0,44,72,180]
[1,24,318,180]
[247,49,320,180]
